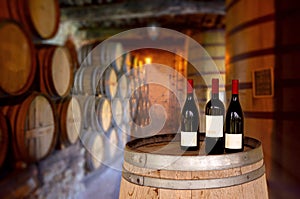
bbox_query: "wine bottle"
[181,79,200,151]
[224,79,244,153]
[205,78,225,155]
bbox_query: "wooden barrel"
[74,66,103,95]
[98,67,118,99]
[97,97,113,132]
[56,96,82,147]
[77,95,112,132]
[78,42,96,66]
[117,74,129,99]
[78,41,124,69]
[77,95,100,132]
[226,0,300,197]
[101,42,124,73]
[80,130,105,171]
[64,38,80,72]
[122,99,131,124]
[0,0,60,39]
[37,44,74,98]
[0,20,36,96]
[5,92,57,163]
[119,134,268,199]
[0,112,9,168]
[111,98,123,126]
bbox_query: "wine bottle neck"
[212,93,219,99]
[187,93,194,99]
[231,94,239,101]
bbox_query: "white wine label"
[206,115,223,138]
[181,131,197,147]
[225,133,242,149]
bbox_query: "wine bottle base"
[225,148,244,153]
[181,146,199,151]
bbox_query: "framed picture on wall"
[252,67,274,98]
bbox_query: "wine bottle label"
[225,133,242,149]
[181,131,197,147]
[206,115,223,138]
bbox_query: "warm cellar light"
[145,57,152,64]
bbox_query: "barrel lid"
[66,97,82,144]
[111,98,123,126]
[124,134,263,171]
[105,68,117,99]
[97,97,112,132]
[0,21,34,95]
[117,75,128,99]
[28,0,59,39]
[52,47,72,96]
[19,93,56,162]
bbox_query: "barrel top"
[124,133,263,171]
[0,21,33,94]
[28,0,59,39]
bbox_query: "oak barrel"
[0,112,9,168]
[0,0,60,39]
[56,96,82,147]
[98,67,118,99]
[73,66,102,95]
[77,95,112,132]
[226,1,300,197]
[5,92,57,163]
[117,74,129,99]
[119,134,268,199]
[0,20,36,96]
[80,130,105,171]
[111,97,123,126]
[37,44,74,98]
[78,41,124,69]
[97,97,113,132]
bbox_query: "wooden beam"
[61,0,225,22]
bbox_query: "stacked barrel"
[226,0,300,198]
[0,0,84,197]
[75,41,137,172]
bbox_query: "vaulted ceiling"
[59,0,225,42]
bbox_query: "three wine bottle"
[180,78,244,154]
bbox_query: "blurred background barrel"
[111,98,123,127]
[36,44,74,98]
[226,0,300,198]
[226,0,275,186]
[78,41,124,68]
[0,20,36,97]
[77,95,112,132]
[80,130,105,172]
[3,92,57,164]
[98,67,118,99]
[0,0,60,39]
[56,96,82,148]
